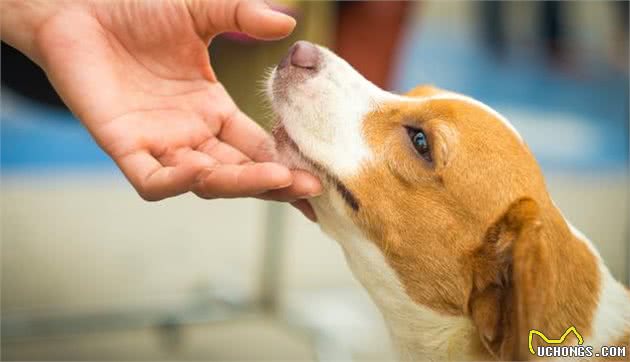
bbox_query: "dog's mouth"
[268,41,361,211]
[271,122,329,178]
[272,123,360,211]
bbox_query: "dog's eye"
[407,128,432,162]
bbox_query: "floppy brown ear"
[468,198,554,361]
[404,84,443,98]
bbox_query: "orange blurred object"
[334,1,412,90]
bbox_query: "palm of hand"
[36,0,318,206]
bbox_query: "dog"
[266,41,630,361]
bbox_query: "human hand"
[1,0,321,220]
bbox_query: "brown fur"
[338,86,601,359]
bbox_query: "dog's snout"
[278,41,319,70]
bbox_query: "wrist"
[0,0,70,65]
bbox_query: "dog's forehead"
[388,91,522,142]
[424,93,522,141]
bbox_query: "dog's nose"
[278,41,319,70]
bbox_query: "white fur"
[269,42,628,361]
[551,200,630,349]
[267,45,521,178]
[267,46,393,178]
[310,190,482,361]
[554,201,630,347]
[590,267,630,346]
[568,223,630,348]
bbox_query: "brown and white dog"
[267,41,630,361]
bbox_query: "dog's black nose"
[278,41,319,70]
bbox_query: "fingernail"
[305,190,323,198]
[262,8,296,23]
[306,183,323,197]
[312,187,324,196]
[271,178,293,189]
[294,193,320,200]
[272,181,292,189]
[268,164,293,189]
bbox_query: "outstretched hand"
[1,0,320,220]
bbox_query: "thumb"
[189,0,296,40]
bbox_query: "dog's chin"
[271,123,303,168]
[271,122,334,185]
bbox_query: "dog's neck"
[313,194,630,361]
[312,196,489,361]
[335,229,488,361]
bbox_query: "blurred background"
[2,1,628,360]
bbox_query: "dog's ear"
[468,198,553,361]
[404,85,443,98]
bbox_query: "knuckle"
[137,190,162,202]
[136,184,163,202]
[193,192,215,200]
[194,163,218,183]
[191,170,219,199]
